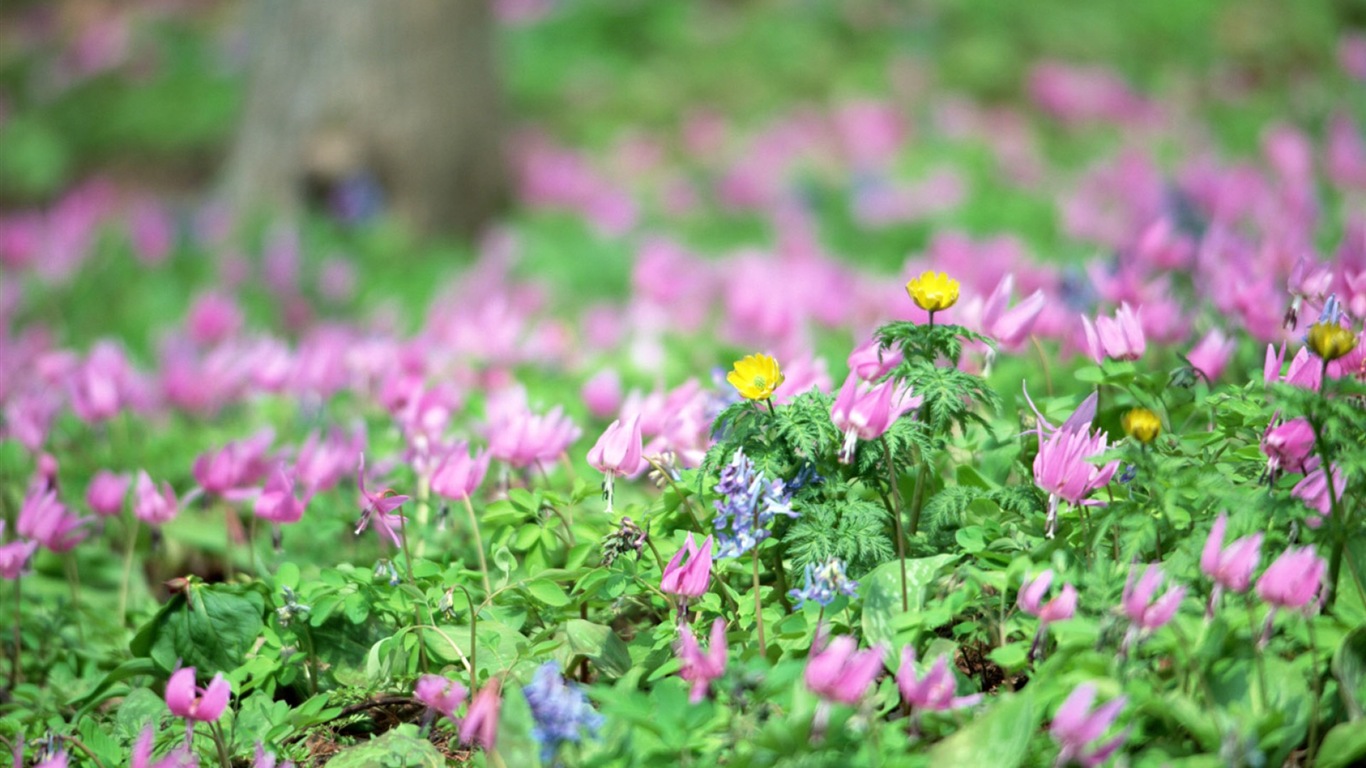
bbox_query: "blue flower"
[523,661,603,763]
[712,449,799,559]
[788,558,859,610]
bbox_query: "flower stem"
[10,576,21,688]
[208,720,232,768]
[63,552,85,644]
[1245,596,1269,712]
[118,516,138,627]
[1307,616,1324,764]
[1309,417,1348,610]
[461,497,492,594]
[58,736,109,768]
[882,438,909,612]
[414,473,431,558]
[753,543,767,658]
[458,584,479,686]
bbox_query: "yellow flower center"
[1307,322,1358,362]
[1122,408,1162,444]
[906,270,961,313]
[727,353,784,401]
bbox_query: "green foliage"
[784,499,895,578]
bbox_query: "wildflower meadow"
[4,1,1366,766]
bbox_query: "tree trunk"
[220,0,508,238]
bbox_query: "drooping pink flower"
[587,415,644,512]
[193,432,274,499]
[678,617,728,704]
[487,402,582,469]
[804,635,885,705]
[165,667,231,722]
[0,521,38,580]
[254,466,305,525]
[1262,418,1315,475]
[1032,413,1119,538]
[1018,570,1078,625]
[131,725,197,768]
[847,338,902,382]
[1187,328,1236,382]
[660,533,713,599]
[1200,514,1263,619]
[430,443,491,503]
[1121,565,1185,635]
[581,369,623,420]
[460,679,503,748]
[829,372,920,463]
[133,471,179,526]
[355,454,410,549]
[86,470,130,516]
[17,488,90,552]
[1292,459,1345,528]
[1256,545,1326,611]
[896,646,982,713]
[1081,303,1146,363]
[186,291,243,346]
[34,750,69,768]
[68,342,132,423]
[295,427,362,495]
[980,275,1046,349]
[414,674,467,721]
[1050,683,1128,768]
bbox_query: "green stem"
[63,553,85,644]
[1308,617,1323,764]
[458,585,479,687]
[300,622,320,696]
[118,517,138,627]
[208,721,233,768]
[10,576,21,688]
[59,736,109,768]
[462,497,492,593]
[882,439,909,612]
[1309,417,1347,610]
[415,474,431,558]
[753,543,766,658]
[397,513,428,673]
[908,457,929,537]
[1246,596,1269,712]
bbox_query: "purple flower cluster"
[523,661,603,763]
[711,449,798,558]
[788,558,859,609]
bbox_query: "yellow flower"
[1307,322,1358,362]
[905,271,960,313]
[727,353,784,401]
[1122,408,1162,444]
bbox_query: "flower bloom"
[1187,328,1236,382]
[193,432,274,499]
[133,471,179,526]
[18,488,90,553]
[678,617,727,704]
[131,725,197,768]
[460,679,503,749]
[1018,570,1077,626]
[1122,564,1185,636]
[254,466,305,525]
[829,372,920,463]
[804,634,885,705]
[1082,303,1146,363]
[896,647,982,713]
[1292,459,1345,528]
[788,558,859,609]
[905,270,960,313]
[726,353,784,401]
[1308,321,1358,362]
[1262,418,1315,475]
[487,405,582,468]
[847,338,902,381]
[1121,408,1160,444]
[523,661,604,763]
[1032,415,1119,539]
[587,416,644,512]
[430,443,491,502]
[0,521,38,580]
[980,274,1046,349]
[1256,545,1325,611]
[711,449,798,558]
[86,470,130,517]
[414,674,468,720]
[660,533,713,599]
[1200,514,1263,617]
[355,454,410,549]
[1050,683,1128,767]
[165,667,231,722]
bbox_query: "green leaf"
[1333,627,1366,722]
[1318,721,1366,768]
[129,585,266,674]
[326,724,443,768]
[559,619,632,679]
[987,641,1029,672]
[861,554,959,647]
[525,579,572,607]
[927,690,1038,768]
[71,657,160,718]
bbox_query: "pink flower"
[295,427,362,495]
[1050,683,1128,768]
[581,369,623,420]
[847,339,902,382]
[133,471,179,526]
[430,443,491,502]
[86,470,130,516]
[1122,565,1185,634]
[678,618,728,704]
[254,466,305,525]
[17,488,90,552]
[414,674,467,720]
[587,416,644,477]
[487,404,581,469]
[1200,514,1263,594]
[1018,570,1077,625]
[829,372,920,463]
[355,455,410,549]
[193,432,274,499]
[131,725,197,768]
[165,667,231,722]
[186,291,243,346]
[1081,303,1146,363]
[896,647,981,712]
[1262,418,1315,475]
[68,342,132,423]
[981,275,1046,349]
[1292,460,1345,528]
[34,751,69,768]
[1187,329,1236,382]
[804,635,885,705]
[460,679,503,749]
[1256,545,1326,611]
[0,521,38,579]
[660,533,713,599]
[1032,413,1119,538]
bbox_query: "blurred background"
[2,0,1365,353]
